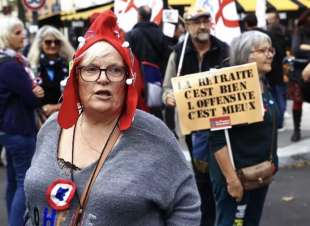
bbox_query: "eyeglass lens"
[80,65,126,82]
[253,47,275,55]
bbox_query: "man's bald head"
[138,5,152,22]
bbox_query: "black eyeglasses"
[78,65,127,82]
[44,39,61,46]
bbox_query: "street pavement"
[261,163,310,226]
[0,101,309,225]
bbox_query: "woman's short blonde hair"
[28,25,75,68]
[0,16,24,49]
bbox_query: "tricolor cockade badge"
[46,179,77,211]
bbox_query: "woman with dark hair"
[289,9,310,142]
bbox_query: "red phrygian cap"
[58,10,138,131]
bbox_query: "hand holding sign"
[165,91,176,107]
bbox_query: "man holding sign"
[162,5,229,226]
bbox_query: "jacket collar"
[133,21,158,29]
[185,35,221,55]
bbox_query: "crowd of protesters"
[0,4,309,226]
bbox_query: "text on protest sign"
[171,63,264,134]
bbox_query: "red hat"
[58,10,138,131]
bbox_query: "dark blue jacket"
[0,58,40,135]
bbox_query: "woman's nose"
[97,71,110,84]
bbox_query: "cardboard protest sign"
[162,9,179,23]
[163,22,176,38]
[171,63,264,134]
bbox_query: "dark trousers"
[270,84,287,128]
[191,131,215,226]
[149,106,163,120]
[212,179,269,226]
[0,133,35,226]
[195,170,216,226]
[207,149,270,226]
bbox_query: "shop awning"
[296,0,310,8]
[268,0,298,11]
[237,0,307,12]
[168,0,195,5]
[167,0,309,10]
[236,0,257,12]
[61,3,113,21]
[39,12,62,21]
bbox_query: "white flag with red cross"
[194,0,241,44]
[114,0,163,32]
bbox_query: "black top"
[266,25,287,85]
[209,86,278,170]
[37,53,69,105]
[291,26,310,80]
[126,22,170,75]
[174,35,229,75]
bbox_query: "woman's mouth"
[94,90,112,99]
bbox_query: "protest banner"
[171,62,264,134]
[114,0,163,32]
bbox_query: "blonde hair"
[0,16,24,49]
[27,25,75,68]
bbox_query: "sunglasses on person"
[44,39,61,46]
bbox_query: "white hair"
[230,31,272,66]
[0,16,24,49]
[79,41,124,66]
[27,25,75,68]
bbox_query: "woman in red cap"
[24,10,201,226]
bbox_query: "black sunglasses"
[44,39,61,46]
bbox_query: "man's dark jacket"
[126,22,170,75]
[175,35,229,75]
